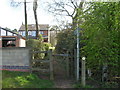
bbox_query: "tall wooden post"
[81,57,86,86]
[33,0,39,39]
[49,49,54,80]
[29,49,32,73]
[24,0,28,40]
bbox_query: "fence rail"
[52,54,69,57]
[30,49,54,80]
[32,59,50,63]
[32,51,48,53]
[31,68,49,72]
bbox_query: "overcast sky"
[1,0,115,30]
[0,0,59,30]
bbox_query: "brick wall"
[16,37,19,47]
[42,30,48,36]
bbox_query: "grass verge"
[73,83,94,88]
[2,70,54,88]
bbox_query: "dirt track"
[54,74,74,88]
[54,79,74,88]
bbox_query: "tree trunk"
[33,0,39,39]
[34,10,39,39]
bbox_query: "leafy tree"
[12,29,17,32]
[80,2,120,80]
[51,2,119,81]
[55,25,77,76]
[55,28,75,54]
[5,27,11,30]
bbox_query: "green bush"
[26,38,51,68]
[43,42,51,50]
[101,82,118,88]
[26,38,51,59]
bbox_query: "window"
[28,31,32,35]
[39,31,44,34]
[19,31,22,35]
[22,31,25,36]
[31,31,36,36]
[1,29,6,36]
[7,31,12,36]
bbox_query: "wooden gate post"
[66,51,69,78]
[74,49,77,80]
[29,49,32,73]
[49,49,54,80]
[81,57,86,87]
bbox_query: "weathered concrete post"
[49,49,54,80]
[76,27,80,81]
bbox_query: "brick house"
[0,27,26,48]
[19,24,50,42]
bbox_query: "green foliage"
[73,83,94,88]
[55,28,76,54]
[26,35,51,59]
[2,70,54,88]
[80,2,120,78]
[12,29,17,32]
[43,42,51,51]
[101,82,118,88]
[27,39,45,59]
[26,36,51,68]
[52,2,119,81]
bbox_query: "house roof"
[19,24,49,31]
[0,27,26,40]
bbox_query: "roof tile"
[19,24,49,31]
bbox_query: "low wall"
[0,47,31,72]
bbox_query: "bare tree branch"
[70,0,77,9]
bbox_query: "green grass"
[73,83,94,88]
[2,70,54,88]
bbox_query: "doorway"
[2,37,16,47]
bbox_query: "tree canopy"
[55,2,120,81]
[80,2,120,78]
